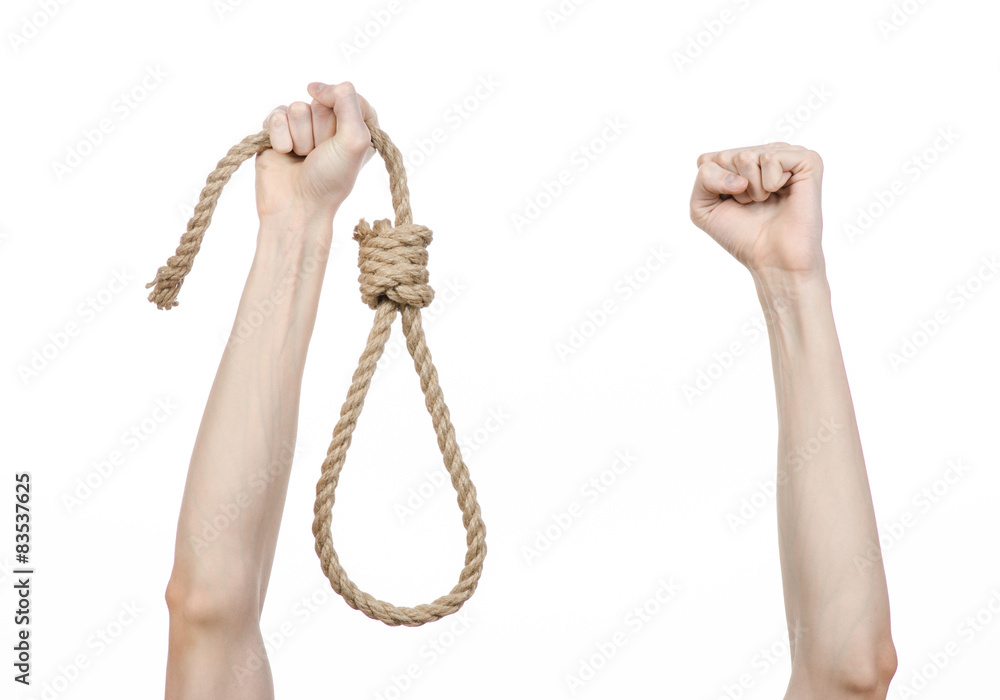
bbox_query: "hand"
[255,81,378,226]
[689,143,825,281]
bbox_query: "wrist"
[248,217,335,306]
[257,206,335,239]
[752,266,833,327]
[255,212,334,265]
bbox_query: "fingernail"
[308,82,326,95]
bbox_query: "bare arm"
[164,81,378,699]
[691,144,897,698]
[758,269,896,697]
[163,219,329,699]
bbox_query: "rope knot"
[354,217,434,309]
[149,120,486,627]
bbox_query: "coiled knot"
[354,217,435,309]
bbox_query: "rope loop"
[146,117,486,627]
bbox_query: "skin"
[161,96,896,698]
[163,81,378,700]
[690,144,898,699]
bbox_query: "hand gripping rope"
[146,120,487,626]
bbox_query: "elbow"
[828,639,898,699]
[164,572,260,629]
[164,578,222,628]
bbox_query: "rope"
[146,120,487,627]
[145,130,271,310]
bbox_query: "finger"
[356,92,378,129]
[762,148,822,190]
[264,106,292,153]
[732,150,768,202]
[310,81,371,157]
[760,150,792,192]
[311,99,336,144]
[309,81,378,141]
[713,148,757,204]
[691,161,748,215]
[696,151,718,168]
[261,104,287,130]
[760,141,803,185]
[286,101,314,156]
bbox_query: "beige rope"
[145,130,271,310]
[146,120,487,627]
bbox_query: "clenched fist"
[689,143,825,281]
[255,81,378,227]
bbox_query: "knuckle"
[267,111,286,129]
[805,149,824,168]
[734,151,755,167]
[334,81,357,97]
[287,101,310,118]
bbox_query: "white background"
[3,0,999,697]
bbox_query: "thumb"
[691,162,747,216]
[307,81,370,149]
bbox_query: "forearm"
[753,274,781,413]
[167,217,333,611]
[754,268,895,684]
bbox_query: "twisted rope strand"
[147,119,486,627]
[145,130,271,309]
[401,305,486,570]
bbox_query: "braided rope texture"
[146,120,486,627]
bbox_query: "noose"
[146,120,487,626]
